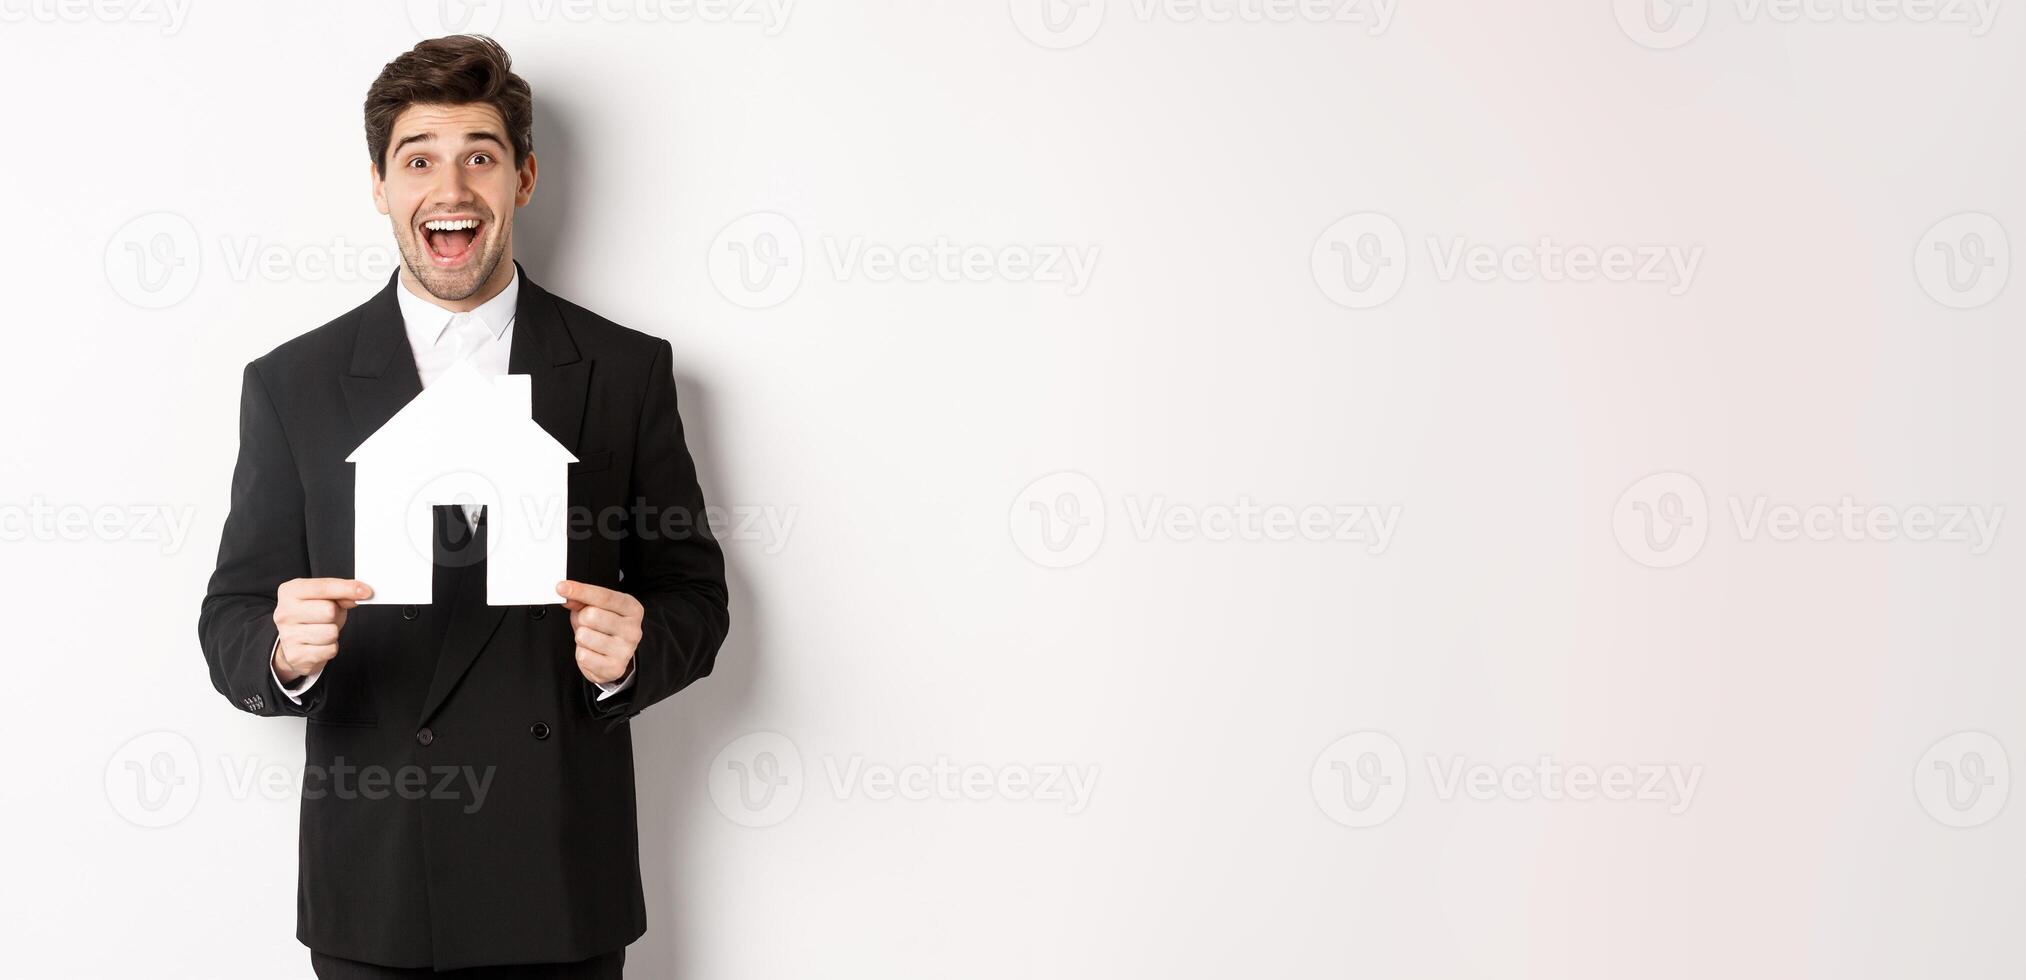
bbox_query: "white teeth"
[423,219,479,231]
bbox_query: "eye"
[406,157,429,170]
[468,152,493,166]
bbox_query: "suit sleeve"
[199,361,324,718]
[585,339,730,729]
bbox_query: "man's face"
[372,102,536,303]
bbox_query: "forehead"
[390,102,507,143]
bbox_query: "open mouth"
[420,217,484,266]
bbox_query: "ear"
[515,151,539,209]
[370,159,389,216]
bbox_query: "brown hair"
[364,35,533,177]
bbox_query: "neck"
[399,253,516,313]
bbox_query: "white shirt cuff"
[594,659,637,700]
[270,636,322,704]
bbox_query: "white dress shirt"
[273,270,636,703]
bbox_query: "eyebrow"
[391,130,509,157]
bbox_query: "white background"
[2,0,2023,976]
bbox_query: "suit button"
[530,721,550,740]
[530,606,547,620]
[402,605,419,621]
[415,728,434,746]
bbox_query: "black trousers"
[308,948,624,979]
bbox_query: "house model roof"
[346,359,578,466]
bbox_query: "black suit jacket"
[198,265,730,969]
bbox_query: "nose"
[425,163,476,212]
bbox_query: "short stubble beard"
[395,218,510,303]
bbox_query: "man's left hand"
[557,580,643,685]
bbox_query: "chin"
[405,246,503,302]
[416,269,487,301]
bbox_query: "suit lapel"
[418,263,592,725]
[507,268,592,459]
[338,277,423,462]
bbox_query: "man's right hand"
[272,578,372,682]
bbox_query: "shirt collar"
[395,267,520,349]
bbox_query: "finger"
[571,606,636,637]
[557,580,638,616]
[290,623,340,645]
[573,626,631,659]
[279,623,333,646]
[282,578,372,602]
[575,645,626,684]
[288,643,338,666]
[280,598,338,625]
[558,579,623,608]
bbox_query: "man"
[198,35,729,977]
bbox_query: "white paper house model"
[347,359,577,606]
